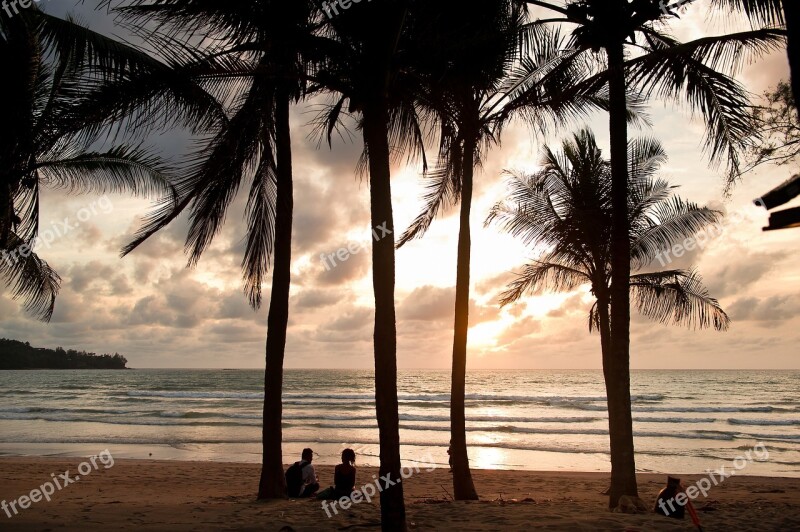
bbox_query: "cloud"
[728,294,800,325]
[398,286,454,322]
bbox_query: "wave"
[126,390,263,400]
[572,404,785,413]
[282,421,742,441]
[0,406,133,415]
[0,412,259,427]
[634,417,717,424]
[728,418,800,426]
[121,390,665,404]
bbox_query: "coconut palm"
[101,0,322,499]
[488,129,730,396]
[311,2,432,526]
[396,2,609,500]
[0,7,177,320]
[520,0,783,505]
[710,0,796,113]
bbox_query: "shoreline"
[3,441,797,478]
[2,457,800,530]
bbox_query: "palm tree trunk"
[784,1,800,116]
[362,98,406,531]
[597,295,612,361]
[604,39,638,509]
[257,86,293,500]
[451,138,479,501]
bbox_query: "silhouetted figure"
[447,440,453,472]
[286,448,319,498]
[334,448,357,498]
[654,476,686,519]
[317,448,357,500]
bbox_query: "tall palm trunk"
[604,39,638,508]
[597,298,612,358]
[362,98,406,531]
[258,86,293,500]
[784,2,800,116]
[451,136,479,501]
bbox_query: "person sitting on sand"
[286,448,319,498]
[317,448,357,500]
[447,440,453,472]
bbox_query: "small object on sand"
[613,495,649,514]
[439,484,454,501]
[600,485,611,495]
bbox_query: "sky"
[1,1,798,369]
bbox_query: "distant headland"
[0,339,128,370]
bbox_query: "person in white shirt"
[298,448,319,497]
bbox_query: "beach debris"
[420,498,449,504]
[613,495,649,514]
[439,484,454,501]
[698,500,720,512]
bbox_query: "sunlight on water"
[0,369,798,476]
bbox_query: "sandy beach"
[2,457,799,530]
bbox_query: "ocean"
[1,369,798,477]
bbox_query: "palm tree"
[0,6,176,320]
[102,0,321,499]
[312,2,431,527]
[397,3,605,500]
[521,0,783,505]
[488,129,730,412]
[710,0,796,114]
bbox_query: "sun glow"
[469,320,507,348]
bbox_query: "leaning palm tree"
[101,0,322,499]
[488,129,730,420]
[0,7,176,320]
[520,0,783,505]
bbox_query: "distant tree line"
[0,339,128,369]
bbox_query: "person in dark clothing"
[334,448,357,498]
[317,448,357,500]
[654,476,686,519]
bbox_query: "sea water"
[0,369,798,476]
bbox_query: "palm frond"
[499,261,590,306]
[0,233,61,322]
[630,269,730,331]
[709,0,785,27]
[630,28,786,184]
[241,155,277,309]
[35,146,175,198]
